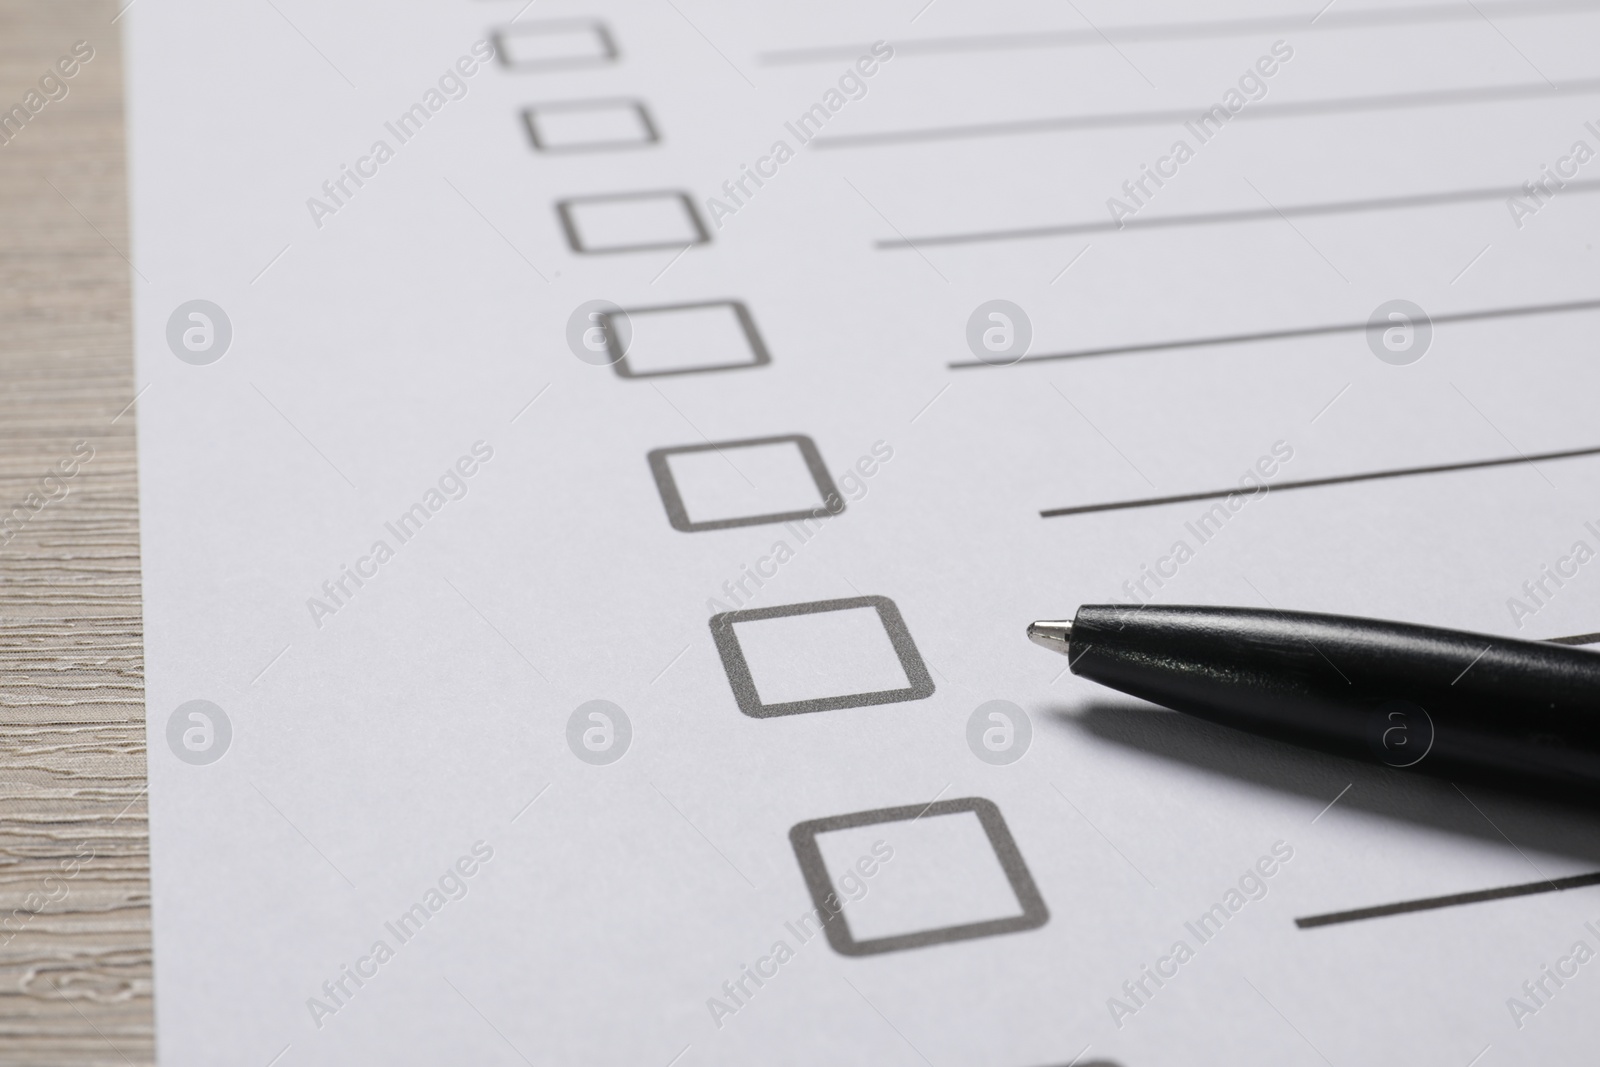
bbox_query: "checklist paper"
[126,1,1600,1064]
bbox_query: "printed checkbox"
[648,435,842,533]
[495,20,618,71]
[790,797,1049,956]
[605,301,770,379]
[709,596,934,718]
[556,191,708,255]
[524,99,658,153]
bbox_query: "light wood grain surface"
[0,1,153,1063]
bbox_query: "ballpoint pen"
[1029,605,1600,796]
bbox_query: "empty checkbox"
[495,20,618,71]
[790,797,1049,956]
[648,435,842,533]
[524,99,658,153]
[557,191,708,255]
[710,595,934,718]
[605,301,769,379]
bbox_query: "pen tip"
[1027,620,1072,656]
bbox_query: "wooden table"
[0,1,153,1062]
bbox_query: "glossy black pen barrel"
[1064,605,1600,795]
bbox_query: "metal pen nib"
[1027,620,1072,655]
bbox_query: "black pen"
[1028,606,1600,797]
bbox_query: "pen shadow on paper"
[1050,701,1600,867]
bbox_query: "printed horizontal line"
[890,179,1600,252]
[949,297,1600,371]
[759,0,1600,64]
[819,77,1600,150]
[1296,871,1600,928]
[1040,444,1600,519]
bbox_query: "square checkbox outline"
[555,190,710,255]
[709,595,935,718]
[522,98,660,153]
[789,797,1050,957]
[603,300,771,379]
[647,434,845,533]
[493,19,620,71]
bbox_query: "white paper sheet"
[127,1,1600,1063]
